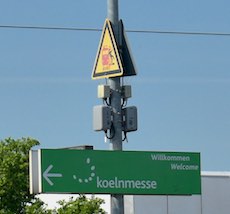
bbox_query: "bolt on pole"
[107,0,124,214]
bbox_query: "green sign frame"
[31,149,201,195]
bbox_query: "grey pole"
[107,0,124,214]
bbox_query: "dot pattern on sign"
[73,157,96,184]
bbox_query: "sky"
[0,0,230,175]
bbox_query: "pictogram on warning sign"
[92,19,123,79]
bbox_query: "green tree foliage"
[0,138,39,213]
[0,138,107,214]
[25,195,106,214]
[25,198,52,214]
[56,195,106,214]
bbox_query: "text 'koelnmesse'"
[97,177,157,189]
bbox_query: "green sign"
[31,149,201,195]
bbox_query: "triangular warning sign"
[120,19,137,76]
[92,19,123,79]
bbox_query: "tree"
[0,138,107,214]
[56,195,106,214]
[25,198,53,214]
[0,138,39,213]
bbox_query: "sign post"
[107,0,124,213]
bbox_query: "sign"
[119,19,137,76]
[30,150,201,195]
[92,19,123,79]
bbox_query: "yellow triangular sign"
[92,19,123,79]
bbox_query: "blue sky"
[0,0,230,171]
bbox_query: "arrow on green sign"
[43,164,63,186]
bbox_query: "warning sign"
[92,19,123,79]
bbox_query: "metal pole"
[107,0,124,214]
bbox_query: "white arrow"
[43,165,63,186]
